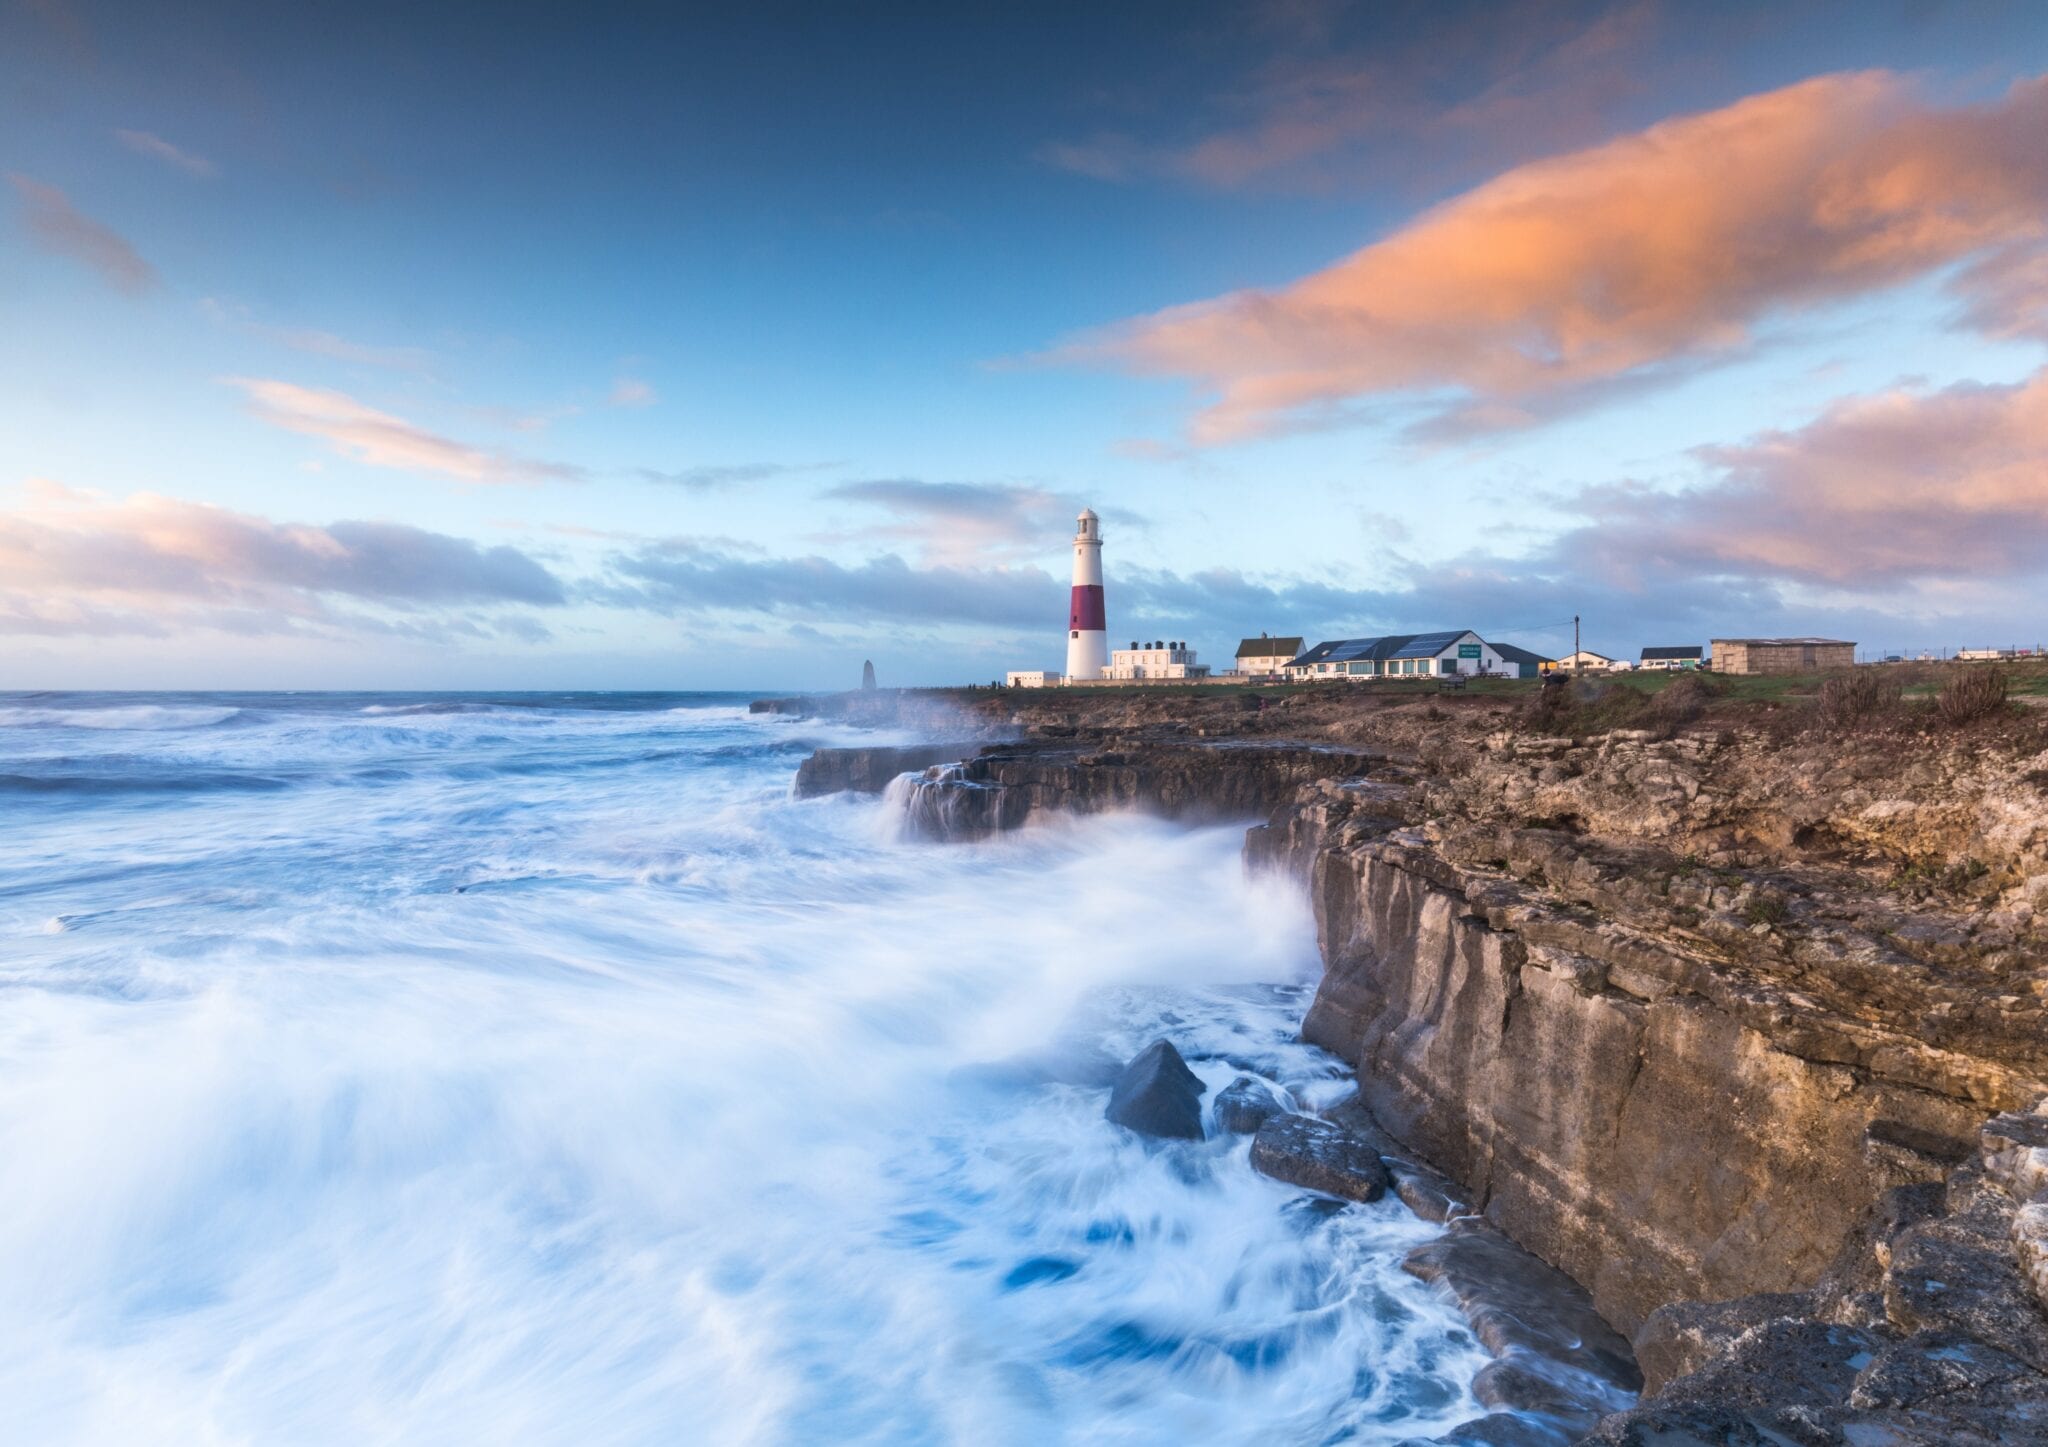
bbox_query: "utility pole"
[1573,614,1580,671]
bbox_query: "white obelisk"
[1065,507,1108,681]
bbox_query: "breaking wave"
[0,692,1490,1445]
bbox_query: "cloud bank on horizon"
[4,1,2047,687]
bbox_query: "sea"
[0,692,1493,1446]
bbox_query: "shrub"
[1937,667,2009,726]
[1817,669,1902,728]
[1743,891,1789,926]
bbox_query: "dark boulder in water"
[1105,1039,1206,1140]
[1249,1113,1390,1202]
[1214,1076,1285,1135]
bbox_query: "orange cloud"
[1076,71,2048,443]
[1527,363,2048,597]
[227,379,582,483]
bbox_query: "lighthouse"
[1065,507,1109,681]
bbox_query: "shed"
[1486,641,1556,679]
[1710,638,1856,675]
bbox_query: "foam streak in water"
[0,693,1488,1445]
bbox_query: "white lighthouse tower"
[1065,507,1109,682]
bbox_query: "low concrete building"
[1640,646,1705,671]
[1235,634,1304,676]
[1104,640,1209,681]
[1711,637,1856,674]
[1004,670,1062,688]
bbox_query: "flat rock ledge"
[1248,1113,1390,1202]
[1397,1218,1642,1447]
[791,742,982,798]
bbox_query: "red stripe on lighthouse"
[1068,584,1105,631]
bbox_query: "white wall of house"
[1104,641,1209,680]
[1005,670,1062,688]
[1238,652,1294,675]
[1286,632,1510,680]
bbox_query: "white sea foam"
[0,696,1490,1445]
[0,704,241,730]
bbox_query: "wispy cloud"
[0,484,565,641]
[227,379,583,484]
[818,478,1089,564]
[637,462,832,491]
[609,376,657,407]
[200,299,433,372]
[115,128,217,178]
[597,539,1061,629]
[1069,70,2048,443]
[6,173,157,295]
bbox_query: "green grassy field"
[946,658,2048,708]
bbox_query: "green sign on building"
[1458,644,1481,659]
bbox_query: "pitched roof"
[1236,636,1303,657]
[1710,637,1855,647]
[1641,645,1705,660]
[1488,641,1555,665]
[1287,631,1481,667]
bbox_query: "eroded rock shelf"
[789,698,2048,1445]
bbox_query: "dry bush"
[1646,673,1726,729]
[1938,667,2009,726]
[1817,669,1903,729]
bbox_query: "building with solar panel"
[1281,631,1550,681]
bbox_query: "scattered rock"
[1320,1091,1471,1221]
[1884,1211,2048,1371]
[1212,1076,1285,1135]
[1646,1318,1886,1412]
[1575,1401,1799,1446]
[1103,1039,1206,1140]
[1847,1329,2033,1409]
[1984,1108,2048,1200]
[1424,1411,1579,1446]
[1632,1293,1815,1395]
[2017,1201,2048,1310]
[1248,1113,1390,1201]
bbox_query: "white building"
[1005,670,1063,688]
[1283,630,1547,680]
[1546,649,1618,673]
[1640,645,1706,671]
[1103,640,1209,681]
[1235,635,1303,676]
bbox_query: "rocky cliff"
[887,738,1388,839]
[790,697,2048,1442]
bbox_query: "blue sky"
[5,0,2048,687]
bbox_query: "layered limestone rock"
[791,742,983,798]
[1283,785,2045,1335]
[889,739,1387,839]
[790,702,2048,1441]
